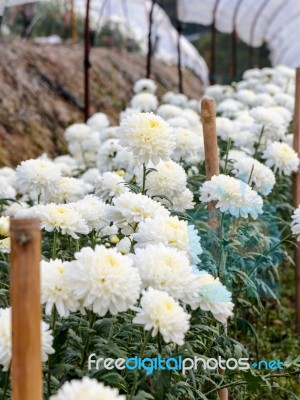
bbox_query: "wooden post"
[201,99,228,400]
[70,0,77,43]
[84,0,91,122]
[10,218,42,400]
[146,0,156,79]
[293,68,300,336]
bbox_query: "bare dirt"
[0,41,204,166]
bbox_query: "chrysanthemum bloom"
[66,246,141,316]
[37,203,89,238]
[172,128,203,162]
[0,238,10,254]
[200,174,263,219]
[262,142,299,176]
[16,158,62,202]
[67,196,109,231]
[133,78,157,94]
[205,84,234,103]
[130,92,158,112]
[157,104,182,120]
[137,160,188,200]
[41,259,81,317]
[95,172,129,202]
[0,217,9,238]
[97,139,122,172]
[49,177,87,203]
[87,112,110,131]
[0,308,54,371]
[291,206,300,241]
[170,189,195,212]
[0,178,16,199]
[196,273,234,325]
[216,117,235,141]
[106,192,169,227]
[116,236,131,254]
[119,112,175,165]
[233,156,275,195]
[217,99,244,118]
[133,244,200,306]
[133,215,192,254]
[133,288,190,345]
[50,377,126,400]
[249,107,287,141]
[64,123,92,143]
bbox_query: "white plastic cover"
[177,0,300,68]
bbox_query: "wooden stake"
[84,0,91,122]
[70,0,78,43]
[201,99,228,400]
[146,0,156,79]
[10,218,42,400]
[293,67,300,336]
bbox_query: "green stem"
[223,138,232,174]
[2,367,10,400]
[254,125,265,158]
[80,313,97,369]
[47,307,58,399]
[157,333,162,354]
[108,316,116,341]
[75,238,80,253]
[141,164,147,195]
[205,380,247,396]
[129,329,152,399]
[52,230,58,259]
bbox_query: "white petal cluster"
[262,142,299,176]
[291,206,300,241]
[0,216,9,238]
[133,78,157,94]
[0,308,54,371]
[130,92,158,112]
[233,156,276,195]
[119,112,175,165]
[133,288,190,345]
[50,377,125,400]
[68,195,108,231]
[133,244,199,306]
[95,172,129,202]
[41,259,81,317]
[200,174,263,218]
[66,246,141,316]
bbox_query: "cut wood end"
[10,218,40,232]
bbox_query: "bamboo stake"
[10,218,42,400]
[293,67,300,336]
[201,99,228,400]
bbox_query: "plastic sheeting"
[177,0,300,68]
[74,0,209,85]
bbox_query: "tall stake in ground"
[201,99,228,400]
[84,0,91,122]
[293,67,300,336]
[146,0,156,79]
[10,218,42,400]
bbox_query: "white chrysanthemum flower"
[87,112,110,131]
[270,106,292,124]
[100,126,120,141]
[249,107,287,142]
[133,215,190,253]
[162,93,188,107]
[291,206,300,241]
[171,189,195,212]
[262,142,299,176]
[273,93,295,112]
[234,89,256,106]
[50,377,126,400]
[133,244,199,306]
[67,131,101,166]
[68,196,108,231]
[130,92,158,112]
[251,93,276,107]
[243,68,261,80]
[216,117,235,141]
[119,112,175,165]
[200,174,263,219]
[187,99,201,111]
[64,123,92,142]
[205,85,234,103]
[0,217,9,238]
[196,273,234,325]
[157,104,182,120]
[49,177,87,203]
[0,238,10,253]
[133,78,157,94]
[232,130,255,153]
[0,308,54,371]
[167,117,191,129]
[37,203,89,238]
[53,155,79,176]
[0,167,16,187]
[80,168,101,184]
[137,160,187,200]
[172,128,203,162]
[95,172,129,202]
[16,159,61,202]
[97,139,122,173]
[106,192,169,226]
[0,178,16,199]
[217,99,244,118]
[233,156,276,195]
[181,109,201,128]
[41,259,80,317]
[115,237,131,254]
[66,246,141,316]
[133,288,190,345]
